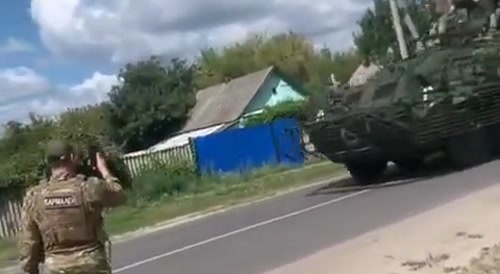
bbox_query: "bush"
[125,159,296,207]
[128,161,199,206]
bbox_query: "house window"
[272,87,277,94]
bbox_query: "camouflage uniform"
[17,140,127,274]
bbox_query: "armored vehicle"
[304,11,500,184]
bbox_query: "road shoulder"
[262,181,500,274]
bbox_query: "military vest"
[37,175,99,254]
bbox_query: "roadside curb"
[109,162,343,243]
[110,171,349,244]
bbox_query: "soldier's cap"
[46,140,74,161]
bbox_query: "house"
[182,65,307,132]
[123,66,307,158]
[348,62,382,87]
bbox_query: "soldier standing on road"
[17,140,127,274]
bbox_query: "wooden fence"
[122,143,195,177]
[0,188,23,239]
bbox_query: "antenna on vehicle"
[389,0,409,59]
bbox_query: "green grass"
[0,161,346,268]
[0,238,16,267]
[106,161,345,235]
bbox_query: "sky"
[0,0,374,125]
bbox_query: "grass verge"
[106,161,345,235]
[0,239,16,268]
[0,161,346,268]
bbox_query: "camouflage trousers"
[44,248,112,274]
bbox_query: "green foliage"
[353,0,395,63]
[125,160,297,208]
[196,32,361,92]
[243,100,307,127]
[353,0,432,63]
[0,104,130,189]
[128,161,199,206]
[106,56,197,152]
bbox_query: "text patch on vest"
[44,195,79,209]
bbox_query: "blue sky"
[0,0,114,84]
[0,0,371,124]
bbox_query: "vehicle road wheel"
[445,129,491,169]
[345,160,388,185]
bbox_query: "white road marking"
[114,189,370,272]
[111,173,350,244]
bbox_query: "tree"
[353,0,432,64]
[0,114,57,188]
[353,0,396,63]
[196,31,361,95]
[56,103,113,148]
[106,56,197,152]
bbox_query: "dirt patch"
[458,244,500,274]
[262,183,500,274]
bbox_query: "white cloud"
[0,68,117,124]
[0,67,50,104]
[0,38,36,54]
[30,0,372,64]
[4,0,373,126]
[69,71,117,103]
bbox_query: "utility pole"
[389,0,409,59]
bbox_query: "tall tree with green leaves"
[353,0,432,63]
[57,104,111,140]
[196,31,361,93]
[353,0,396,63]
[105,56,197,152]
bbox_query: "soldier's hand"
[96,152,111,178]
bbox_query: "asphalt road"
[17,161,500,274]
[97,160,500,274]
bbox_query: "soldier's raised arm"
[83,152,127,207]
[17,187,44,274]
[84,175,127,207]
